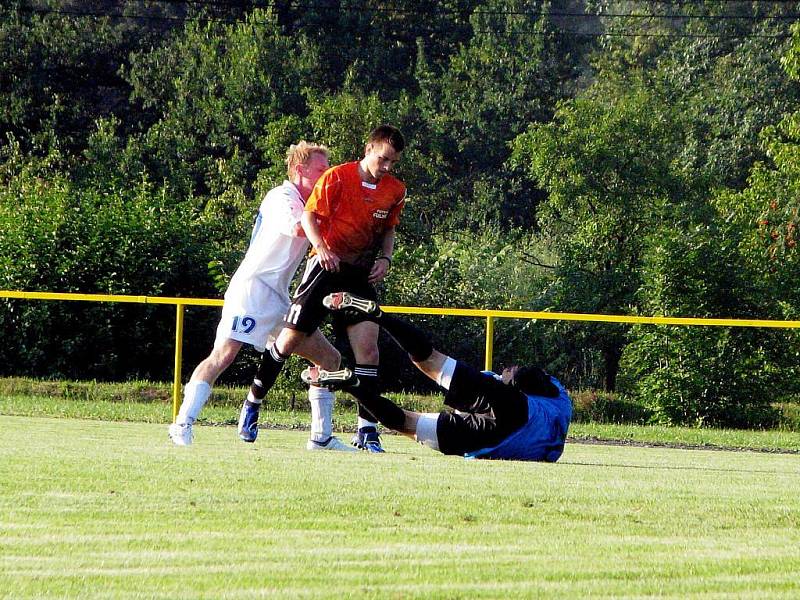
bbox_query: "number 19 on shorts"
[231,315,256,334]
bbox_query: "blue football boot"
[352,426,385,453]
[238,399,261,443]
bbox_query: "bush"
[776,401,800,431]
[619,223,784,428]
[0,150,217,380]
[570,389,652,424]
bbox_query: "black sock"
[250,345,287,400]
[376,315,433,362]
[350,364,379,422]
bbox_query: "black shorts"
[283,256,378,334]
[435,362,529,456]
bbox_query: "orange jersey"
[305,161,406,264]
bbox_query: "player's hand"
[316,245,340,272]
[368,256,390,283]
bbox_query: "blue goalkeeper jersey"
[465,376,572,462]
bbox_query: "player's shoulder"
[380,173,406,199]
[310,162,356,192]
[319,161,355,175]
[262,181,302,207]
[325,161,358,181]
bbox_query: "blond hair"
[286,141,329,179]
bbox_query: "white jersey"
[229,181,310,294]
[214,181,310,352]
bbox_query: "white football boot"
[300,366,359,389]
[306,436,358,452]
[323,292,381,317]
[168,421,193,446]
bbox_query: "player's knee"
[217,345,240,368]
[202,344,238,375]
[275,330,303,356]
[356,345,379,365]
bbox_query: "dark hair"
[512,366,559,398]
[368,124,405,153]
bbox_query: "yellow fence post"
[484,316,495,372]
[172,303,185,422]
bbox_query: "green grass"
[3,392,800,452]
[1,415,799,599]
[572,422,800,453]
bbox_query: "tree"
[276,0,481,97]
[616,19,800,426]
[412,0,578,231]
[619,222,782,428]
[0,1,166,155]
[511,79,701,390]
[590,0,800,189]
[124,8,322,200]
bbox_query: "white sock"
[437,357,458,390]
[309,385,334,442]
[415,413,441,451]
[357,417,378,430]
[177,381,212,424]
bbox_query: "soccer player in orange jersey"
[238,125,406,451]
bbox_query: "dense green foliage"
[2,1,800,426]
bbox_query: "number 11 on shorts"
[285,304,301,325]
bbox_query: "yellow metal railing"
[3,290,800,420]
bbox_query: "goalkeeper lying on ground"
[302,292,573,461]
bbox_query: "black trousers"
[284,257,378,333]
[435,362,529,456]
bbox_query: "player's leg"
[323,292,509,415]
[358,399,512,457]
[238,327,307,442]
[182,338,242,419]
[169,338,243,446]
[345,320,386,452]
[302,365,425,443]
[324,266,390,452]
[190,339,243,384]
[293,329,356,452]
[348,392,421,440]
[327,383,445,454]
[326,292,491,392]
[324,292,455,386]
[239,260,331,442]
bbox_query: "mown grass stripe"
[1,416,799,598]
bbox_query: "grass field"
[1,415,799,599]
[3,391,800,452]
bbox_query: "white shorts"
[214,280,289,352]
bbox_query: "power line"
[150,0,800,21]
[16,0,800,20]
[12,5,796,39]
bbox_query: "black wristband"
[376,255,392,266]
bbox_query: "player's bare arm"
[369,228,396,283]
[301,210,340,272]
